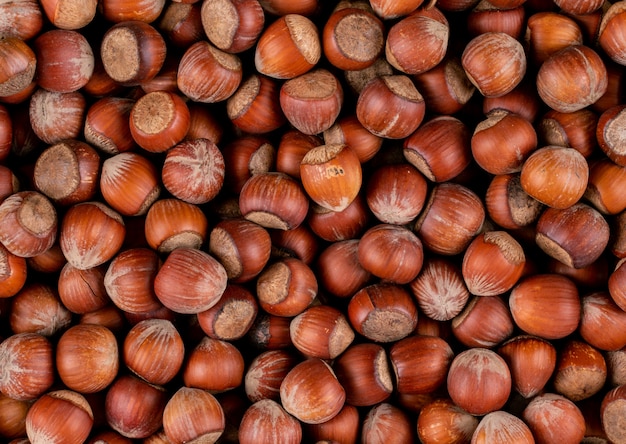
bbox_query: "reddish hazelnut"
[130,91,190,153]
[509,274,581,340]
[462,32,527,97]
[254,14,321,80]
[26,390,93,444]
[276,129,321,179]
[209,218,271,283]
[357,224,424,284]
[123,318,184,385]
[417,398,479,444]
[390,335,454,395]
[553,339,607,401]
[601,384,626,444]
[290,304,355,359]
[196,284,258,341]
[361,402,415,443]
[200,0,265,54]
[99,0,165,23]
[245,313,292,351]
[280,69,343,136]
[598,1,626,66]
[467,2,525,39]
[29,89,86,145]
[403,115,472,182]
[415,182,485,256]
[177,40,243,103]
[227,74,286,134]
[9,283,71,336]
[526,12,584,65]
[105,375,167,439]
[409,257,470,321]
[348,283,418,343]
[413,56,476,116]
[244,349,299,402]
[536,45,607,113]
[239,399,302,444]
[158,2,204,48]
[33,29,94,93]
[279,358,346,425]
[60,202,125,270]
[307,193,370,242]
[356,75,425,139]
[520,146,588,209]
[580,291,626,351]
[369,0,424,19]
[0,191,57,258]
[0,0,43,40]
[183,336,245,393]
[56,324,119,394]
[83,97,136,155]
[34,140,100,206]
[322,5,384,71]
[385,7,449,75]
[0,333,54,401]
[154,247,227,314]
[452,295,515,348]
[256,257,317,317]
[333,342,393,407]
[58,263,108,314]
[523,393,586,444]
[0,37,37,99]
[498,335,557,398]
[365,163,428,225]
[471,110,538,175]
[163,387,225,444]
[300,143,362,212]
[222,135,275,194]
[535,203,610,269]
[323,114,383,163]
[471,411,534,444]
[144,198,208,253]
[316,239,371,298]
[104,248,162,315]
[447,348,512,415]
[100,21,167,86]
[485,173,544,230]
[100,152,160,216]
[239,172,309,230]
[162,138,224,205]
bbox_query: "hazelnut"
[553,339,607,402]
[509,274,581,340]
[522,393,586,444]
[333,342,393,407]
[536,45,607,113]
[300,143,362,213]
[417,398,478,444]
[409,257,470,322]
[200,0,265,54]
[447,348,512,415]
[26,390,93,444]
[163,387,225,444]
[461,32,527,97]
[498,335,557,398]
[348,283,418,343]
[238,399,302,444]
[254,14,321,80]
[154,247,227,314]
[279,358,346,425]
[471,411,534,444]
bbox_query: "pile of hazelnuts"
[1,0,626,442]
